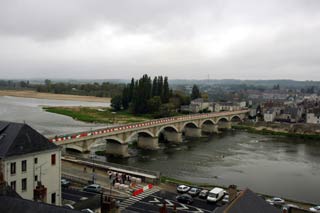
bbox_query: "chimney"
[228,185,238,202]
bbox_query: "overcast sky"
[1,0,320,80]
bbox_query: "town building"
[306,109,320,124]
[264,109,276,122]
[214,186,280,213]
[0,121,61,205]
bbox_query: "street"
[121,190,219,213]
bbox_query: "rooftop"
[215,188,280,213]
[0,121,58,159]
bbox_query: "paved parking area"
[121,190,220,212]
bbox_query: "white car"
[309,206,320,212]
[266,197,285,205]
[177,185,190,193]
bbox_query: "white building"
[0,121,61,205]
[306,112,320,124]
[264,109,276,122]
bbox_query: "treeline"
[35,80,124,97]
[0,80,30,89]
[111,74,192,117]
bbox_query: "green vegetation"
[43,107,151,124]
[233,125,320,140]
[111,74,192,118]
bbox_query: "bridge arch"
[183,121,199,130]
[216,117,229,123]
[156,125,179,137]
[230,115,242,122]
[200,119,216,127]
[125,130,155,143]
[64,144,84,153]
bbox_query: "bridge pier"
[163,131,183,143]
[202,124,219,134]
[138,136,159,150]
[105,141,129,157]
[218,122,232,130]
[184,127,202,137]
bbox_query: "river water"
[0,96,109,137]
[94,130,320,204]
[1,96,319,204]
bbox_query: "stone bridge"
[51,110,249,157]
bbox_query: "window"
[34,175,38,182]
[34,158,38,164]
[21,160,27,172]
[21,178,27,191]
[51,154,56,165]
[10,181,16,191]
[51,193,56,204]
[10,162,16,175]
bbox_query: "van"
[207,187,225,202]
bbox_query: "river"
[1,96,319,204]
[91,131,320,204]
[0,96,109,137]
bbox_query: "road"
[121,189,220,213]
[62,188,96,202]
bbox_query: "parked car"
[309,206,320,212]
[176,194,193,204]
[199,189,209,199]
[81,209,94,213]
[177,185,190,193]
[266,197,285,205]
[61,179,70,188]
[83,184,102,193]
[222,194,229,203]
[207,187,225,203]
[188,187,201,197]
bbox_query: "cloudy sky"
[1,0,320,80]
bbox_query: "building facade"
[0,121,61,205]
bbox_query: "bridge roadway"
[50,110,249,157]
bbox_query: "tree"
[111,95,122,111]
[147,96,162,113]
[152,76,158,97]
[122,85,130,110]
[191,84,201,100]
[162,76,170,103]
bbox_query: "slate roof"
[215,189,280,213]
[0,183,80,213]
[0,121,58,158]
[0,196,80,213]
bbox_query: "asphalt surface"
[62,187,96,202]
[123,190,220,213]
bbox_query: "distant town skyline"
[1,0,320,80]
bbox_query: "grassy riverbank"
[233,124,320,140]
[43,106,151,124]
